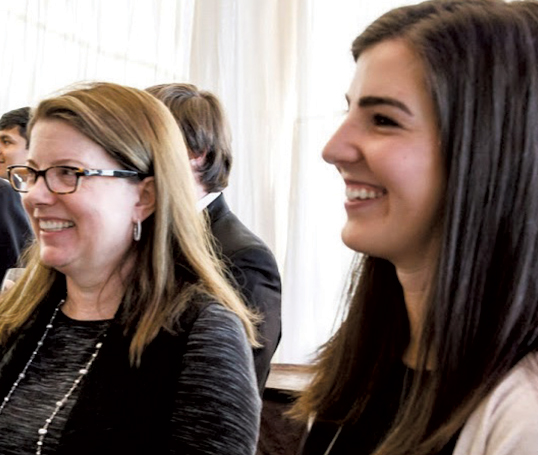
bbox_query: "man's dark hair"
[146,84,232,193]
[0,107,31,141]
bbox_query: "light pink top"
[454,353,538,455]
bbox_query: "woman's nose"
[322,120,363,165]
[22,174,55,207]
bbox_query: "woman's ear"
[133,176,156,222]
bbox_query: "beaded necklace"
[323,426,343,455]
[0,300,107,454]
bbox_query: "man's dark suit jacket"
[0,178,32,282]
[206,194,281,392]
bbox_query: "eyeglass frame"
[7,164,148,195]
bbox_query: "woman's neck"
[396,266,434,369]
[62,271,126,321]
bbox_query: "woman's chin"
[39,252,70,271]
[341,227,389,261]
[341,223,369,254]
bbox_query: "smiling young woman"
[323,38,444,274]
[293,1,538,454]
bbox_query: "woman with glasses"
[0,82,260,454]
[292,1,538,454]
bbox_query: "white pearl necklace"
[0,299,107,454]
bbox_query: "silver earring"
[133,220,142,242]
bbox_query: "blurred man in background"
[0,107,30,179]
[148,83,282,392]
[0,107,32,283]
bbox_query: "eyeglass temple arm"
[82,169,142,178]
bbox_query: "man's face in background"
[0,126,28,179]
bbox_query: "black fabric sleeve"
[169,303,261,455]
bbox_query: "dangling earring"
[133,220,142,242]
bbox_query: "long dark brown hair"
[293,1,538,453]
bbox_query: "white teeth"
[346,187,384,201]
[39,220,74,231]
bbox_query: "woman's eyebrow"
[358,95,413,116]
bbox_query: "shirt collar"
[196,192,222,212]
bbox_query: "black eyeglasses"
[7,165,146,195]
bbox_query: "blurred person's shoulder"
[0,177,11,190]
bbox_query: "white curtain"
[0,0,420,364]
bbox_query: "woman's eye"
[373,114,399,127]
[57,168,77,177]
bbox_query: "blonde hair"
[0,82,257,364]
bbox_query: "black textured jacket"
[0,280,209,455]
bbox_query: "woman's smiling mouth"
[39,220,75,232]
[345,186,386,201]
